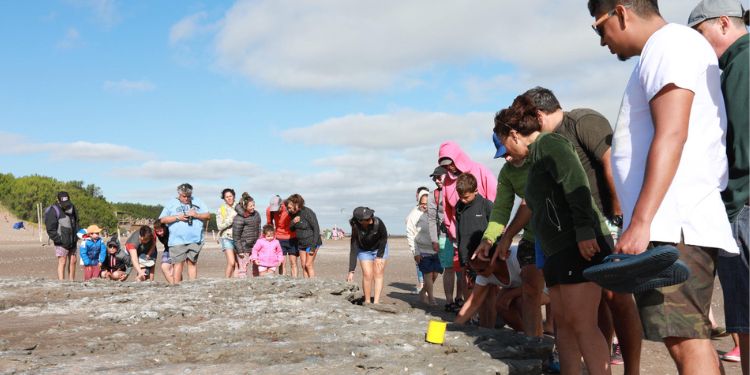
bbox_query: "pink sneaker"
[610,343,624,365]
[720,346,741,363]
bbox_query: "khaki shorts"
[169,243,203,264]
[636,240,717,341]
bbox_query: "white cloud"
[0,132,152,161]
[56,27,81,50]
[211,0,641,91]
[103,79,156,93]
[114,160,261,180]
[282,111,493,150]
[169,12,209,45]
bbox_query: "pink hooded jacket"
[438,141,497,240]
[250,238,284,267]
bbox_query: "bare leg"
[299,251,312,278]
[521,264,544,337]
[665,337,720,375]
[423,272,435,303]
[288,254,299,278]
[68,254,77,280]
[456,269,467,301]
[373,259,386,304]
[224,249,237,278]
[360,260,374,304]
[186,259,197,280]
[739,333,749,375]
[306,250,317,278]
[161,263,174,284]
[605,290,643,375]
[57,256,66,280]
[172,261,184,284]
[554,283,611,375]
[443,267,455,304]
[479,285,498,328]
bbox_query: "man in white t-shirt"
[588,1,738,373]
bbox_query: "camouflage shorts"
[635,240,718,341]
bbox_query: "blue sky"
[0,0,736,233]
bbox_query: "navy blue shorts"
[418,254,443,274]
[279,239,299,256]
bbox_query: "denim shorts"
[417,253,443,274]
[357,245,389,261]
[220,238,235,251]
[717,204,749,334]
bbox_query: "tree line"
[0,173,168,233]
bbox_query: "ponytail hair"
[239,192,254,209]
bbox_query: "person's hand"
[475,239,494,261]
[492,236,512,266]
[577,238,601,261]
[175,213,186,222]
[414,255,422,264]
[346,271,354,283]
[432,242,440,253]
[136,270,147,281]
[292,216,301,224]
[187,208,197,218]
[118,273,127,281]
[615,220,650,255]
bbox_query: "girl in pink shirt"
[251,225,284,276]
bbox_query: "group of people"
[45,184,324,285]
[404,1,748,374]
[40,0,747,373]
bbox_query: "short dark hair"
[221,188,235,199]
[139,225,153,239]
[523,86,561,114]
[416,186,429,195]
[262,224,275,235]
[588,0,660,18]
[456,173,478,195]
[287,193,305,208]
[494,95,541,138]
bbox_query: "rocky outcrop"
[0,277,553,374]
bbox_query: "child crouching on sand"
[79,225,106,281]
[100,238,130,281]
[251,225,284,276]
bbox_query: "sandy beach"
[0,216,743,374]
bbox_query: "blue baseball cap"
[492,133,507,159]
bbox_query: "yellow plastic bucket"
[425,319,447,344]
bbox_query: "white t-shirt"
[475,245,521,288]
[612,23,737,254]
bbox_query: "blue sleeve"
[79,242,91,265]
[99,243,107,264]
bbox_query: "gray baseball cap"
[688,0,746,27]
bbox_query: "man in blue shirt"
[159,183,211,284]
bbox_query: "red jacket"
[266,203,296,240]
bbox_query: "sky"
[0,0,741,234]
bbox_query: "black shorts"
[517,238,536,267]
[543,236,613,288]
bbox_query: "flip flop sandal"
[597,259,690,294]
[583,245,679,285]
[444,303,456,312]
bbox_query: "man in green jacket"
[689,0,749,371]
